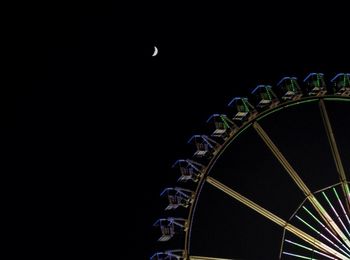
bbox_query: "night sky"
[8,5,350,259]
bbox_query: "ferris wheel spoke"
[150,75,350,260]
[206,176,349,259]
[319,99,350,214]
[253,121,350,247]
[189,256,235,260]
[252,121,311,194]
[283,239,341,259]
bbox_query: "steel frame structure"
[151,73,350,260]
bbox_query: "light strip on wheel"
[253,121,350,249]
[302,206,350,253]
[334,187,350,226]
[319,99,350,213]
[206,176,349,259]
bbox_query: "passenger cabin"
[332,73,350,96]
[251,85,279,109]
[207,114,237,139]
[188,135,220,158]
[303,73,327,96]
[153,218,187,242]
[228,97,257,122]
[172,159,204,182]
[276,77,302,101]
[160,187,194,210]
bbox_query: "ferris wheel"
[151,73,350,259]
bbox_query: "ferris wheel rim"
[185,95,350,258]
[151,73,350,260]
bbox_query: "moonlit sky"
[11,6,350,259]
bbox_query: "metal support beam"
[206,176,349,259]
[253,121,350,248]
[253,122,311,195]
[319,99,350,212]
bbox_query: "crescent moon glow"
[152,46,158,57]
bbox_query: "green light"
[242,99,249,112]
[266,87,272,100]
[324,97,350,102]
[285,239,313,251]
[296,215,319,233]
[345,185,350,196]
[220,115,230,129]
[322,191,350,237]
[333,187,350,226]
[303,205,350,252]
[322,192,337,215]
[322,192,335,213]
[283,251,317,259]
[334,187,341,201]
[290,79,296,92]
[303,206,323,226]
[344,76,346,87]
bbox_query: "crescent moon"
[152,46,158,57]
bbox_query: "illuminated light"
[344,184,350,206]
[333,188,350,227]
[254,121,350,248]
[324,97,350,102]
[290,79,296,92]
[207,177,349,259]
[322,192,350,238]
[319,99,350,234]
[219,115,230,129]
[282,251,317,259]
[266,87,272,100]
[176,94,350,258]
[285,239,336,259]
[296,215,318,233]
[295,215,350,257]
[243,101,249,111]
[302,206,350,253]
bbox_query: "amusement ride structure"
[151,73,350,259]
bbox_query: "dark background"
[7,4,350,259]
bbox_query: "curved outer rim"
[184,95,350,258]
